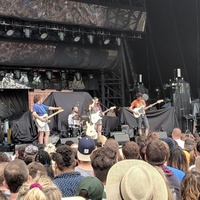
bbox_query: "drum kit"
[69,115,89,137]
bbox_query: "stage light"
[58,31,65,41]
[14,70,21,79]
[73,32,81,42]
[46,70,52,80]
[116,37,121,46]
[103,36,110,45]
[6,29,14,36]
[40,32,48,39]
[88,34,94,44]
[75,72,82,81]
[23,28,32,38]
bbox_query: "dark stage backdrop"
[120,107,179,135]
[43,92,92,132]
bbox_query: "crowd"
[0,128,200,200]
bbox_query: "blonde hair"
[17,172,62,200]
[97,135,107,147]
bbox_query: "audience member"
[164,137,176,150]
[24,144,38,156]
[28,162,48,179]
[0,162,10,198]
[106,159,169,200]
[96,135,107,147]
[180,171,200,200]
[167,146,188,173]
[122,141,140,159]
[75,137,96,177]
[148,132,159,142]
[53,145,84,197]
[24,155,34,165]
[90,146,117,185]
[3,159,30,200]
[17,172,62,200]
[172,128,184,149]
[183,138,196,166]
[0,153,9,162]
[75,176,104,200]
[146,140,180,199]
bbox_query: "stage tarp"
[43,92,92,133]
[120,107,179,135]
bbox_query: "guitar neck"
[47,110,63,119]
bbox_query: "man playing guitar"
[89,97,104,137]
[32,94,62,146]
[129,93,153,136]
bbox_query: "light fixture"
[75,72,81,81]
[58,31,66,41]
[23,28,32,38]
[40,30,48,39]
[73,32,81,42]
[116,37,121,46]
[46,70,52,80]
[14,70,21,79]
[103,36,110,45]
[6,28,14,36]
[88,34,94,44]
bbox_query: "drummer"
[68,106,81,127]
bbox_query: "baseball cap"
[25,145,38,155]
[77,137,96,161]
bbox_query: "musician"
[89,97,104,137]
[32,94,62,146]
[129,93,152,136]
[68,106,81,127]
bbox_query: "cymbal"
[80,115,89,120]
[72,115,80,120]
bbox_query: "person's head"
[180,171,200,200]
[90,146,117,184]
[3,159,30,193]
[148,132,159,142]
[146,140,169,166]
[172,128,182,139]
[0,162,8,186]
[25,144,38,156]
[53,145,75,173]
[167,146,188,173]
[122,141,140,159]
[184,138,195,152]
[35,150,51,166]
[33,94,42,104]
[24,155,34,165]
[136,93,142,100]
[28,162,48,179]
[0,153,9,162]
[72,106,79,114]
[96,135,107,147]
[18,145,27,160]
[44,143,56,155]
[106,160,168,200]
[75,177,104,200]
[17,172,62,200]
[163,137,176,150]
[77,137,96,162]
[93,97,99,104]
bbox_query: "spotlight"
[75,72,81,81]
[46,70,52,80]
[23,28,32,38]
[6,29,14,36]
[116,37,121,46]
[103,36,110,45]
[73,32,81,42]
[88,34,94,44]
[58,31,65,41]
[40,31,48,39]
[14,70,21,79]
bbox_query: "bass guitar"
[133,99,163,118]
[86,121,98,139]
[90,106,116,124]
[36,109,64,128]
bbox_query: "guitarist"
[89,97,104,137]
[32,94,62,146]
[129,93,152,136]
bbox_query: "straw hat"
[106,160,168,200]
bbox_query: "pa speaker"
[158,132,167,140]
[60,137,79,145]
[111,132,130,145]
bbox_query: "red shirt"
[131,99,146,108]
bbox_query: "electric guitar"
[35,109,64,128]
[90,106,116,124]
[133,99,163,118]
[86,121,98,139]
